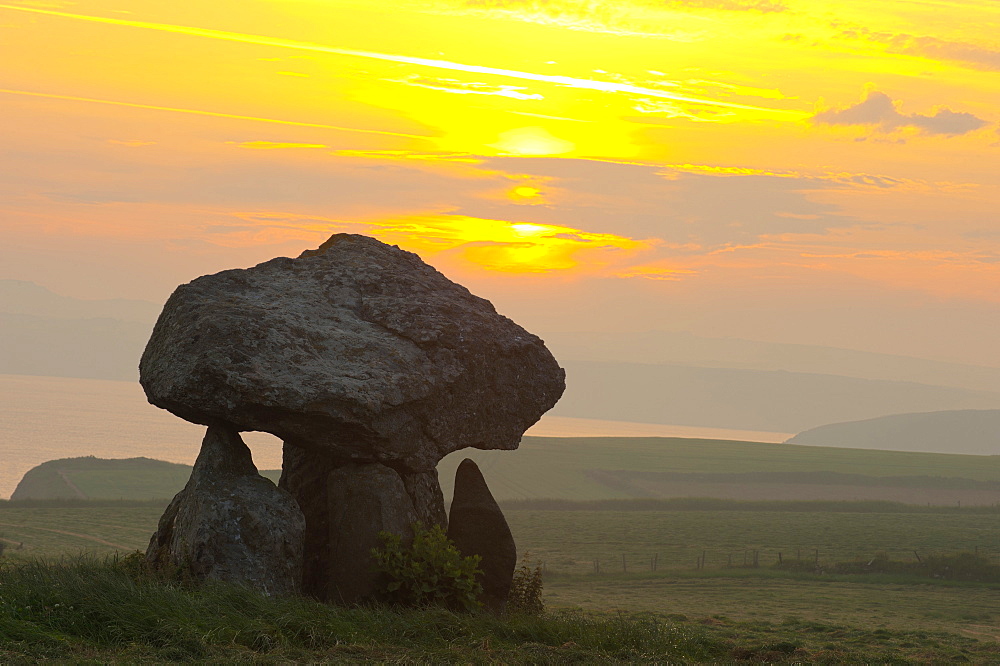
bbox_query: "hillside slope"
[787,409,1000,455]
[11,457,204,500]
[16,437,1000,505]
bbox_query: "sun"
[510,222,550,237]
[492,127,575,156]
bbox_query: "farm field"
[2,501,999,645]
[508,509,1000,575]
[546,575,1000,636]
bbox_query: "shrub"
[507,553,544,615]
[371,522,482,611]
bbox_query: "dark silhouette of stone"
[446,458,516,611]
[326,462,417,604]
[146,426,305,596]
[139,233,565,472]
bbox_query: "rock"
[446,458,516,611]
[326,462,417,604]
[402,470,448,529]
[139,233,565,472]
[277,442,338,597]
[146,426,305,596]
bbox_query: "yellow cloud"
[225,211,658,276]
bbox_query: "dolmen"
[139,234,565,606]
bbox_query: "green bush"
[507,553,544,615]
[371,522,482,611]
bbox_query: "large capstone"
[146,426,305,596]
[140,233,565,472]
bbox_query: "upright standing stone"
[402,469,448,529]
[326,463,417,604]
[146,426,305,596]
[278,441,338,597]
[447,459,516,611]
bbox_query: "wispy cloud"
[841,27,1000,72]
[0,88,434,138]
[0,4,796,116]
[813,90,989,136]
[389,75,544,100]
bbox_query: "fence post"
[622,553,626,573]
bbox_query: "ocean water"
[0,373,788,499]
[0,374,285,500]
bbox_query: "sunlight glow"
[493,127,575,156]
[320,214,657,274]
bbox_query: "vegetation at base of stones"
[507,554,545,615]
[371,522,483,612]
[775,551,1000,583]
[0,555,993,662]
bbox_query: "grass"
[0,555,726,663]
[504,509,1000,575]
[545,571,1000,636]
[1,555,997,663]
[0,503,165,559]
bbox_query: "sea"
[0,373,790,500]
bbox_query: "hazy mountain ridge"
[0,279,160,323]
[542,329,1000,394]
[7,279,1000,435]
[788,409,1000,455]
[550,360,1000,433]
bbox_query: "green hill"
[437,435,1000,504]
[787,409,1000,455]
[13,436,1000,505]
[9,456,275,501]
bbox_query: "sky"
[3,0,1000,366]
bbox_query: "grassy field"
[5,501,998,567]
[3,556,996,663]
[507,509,1000,575]
[2,501,1000,660]
[0,504,1000,636]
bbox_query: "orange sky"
[2,0,1000,364]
